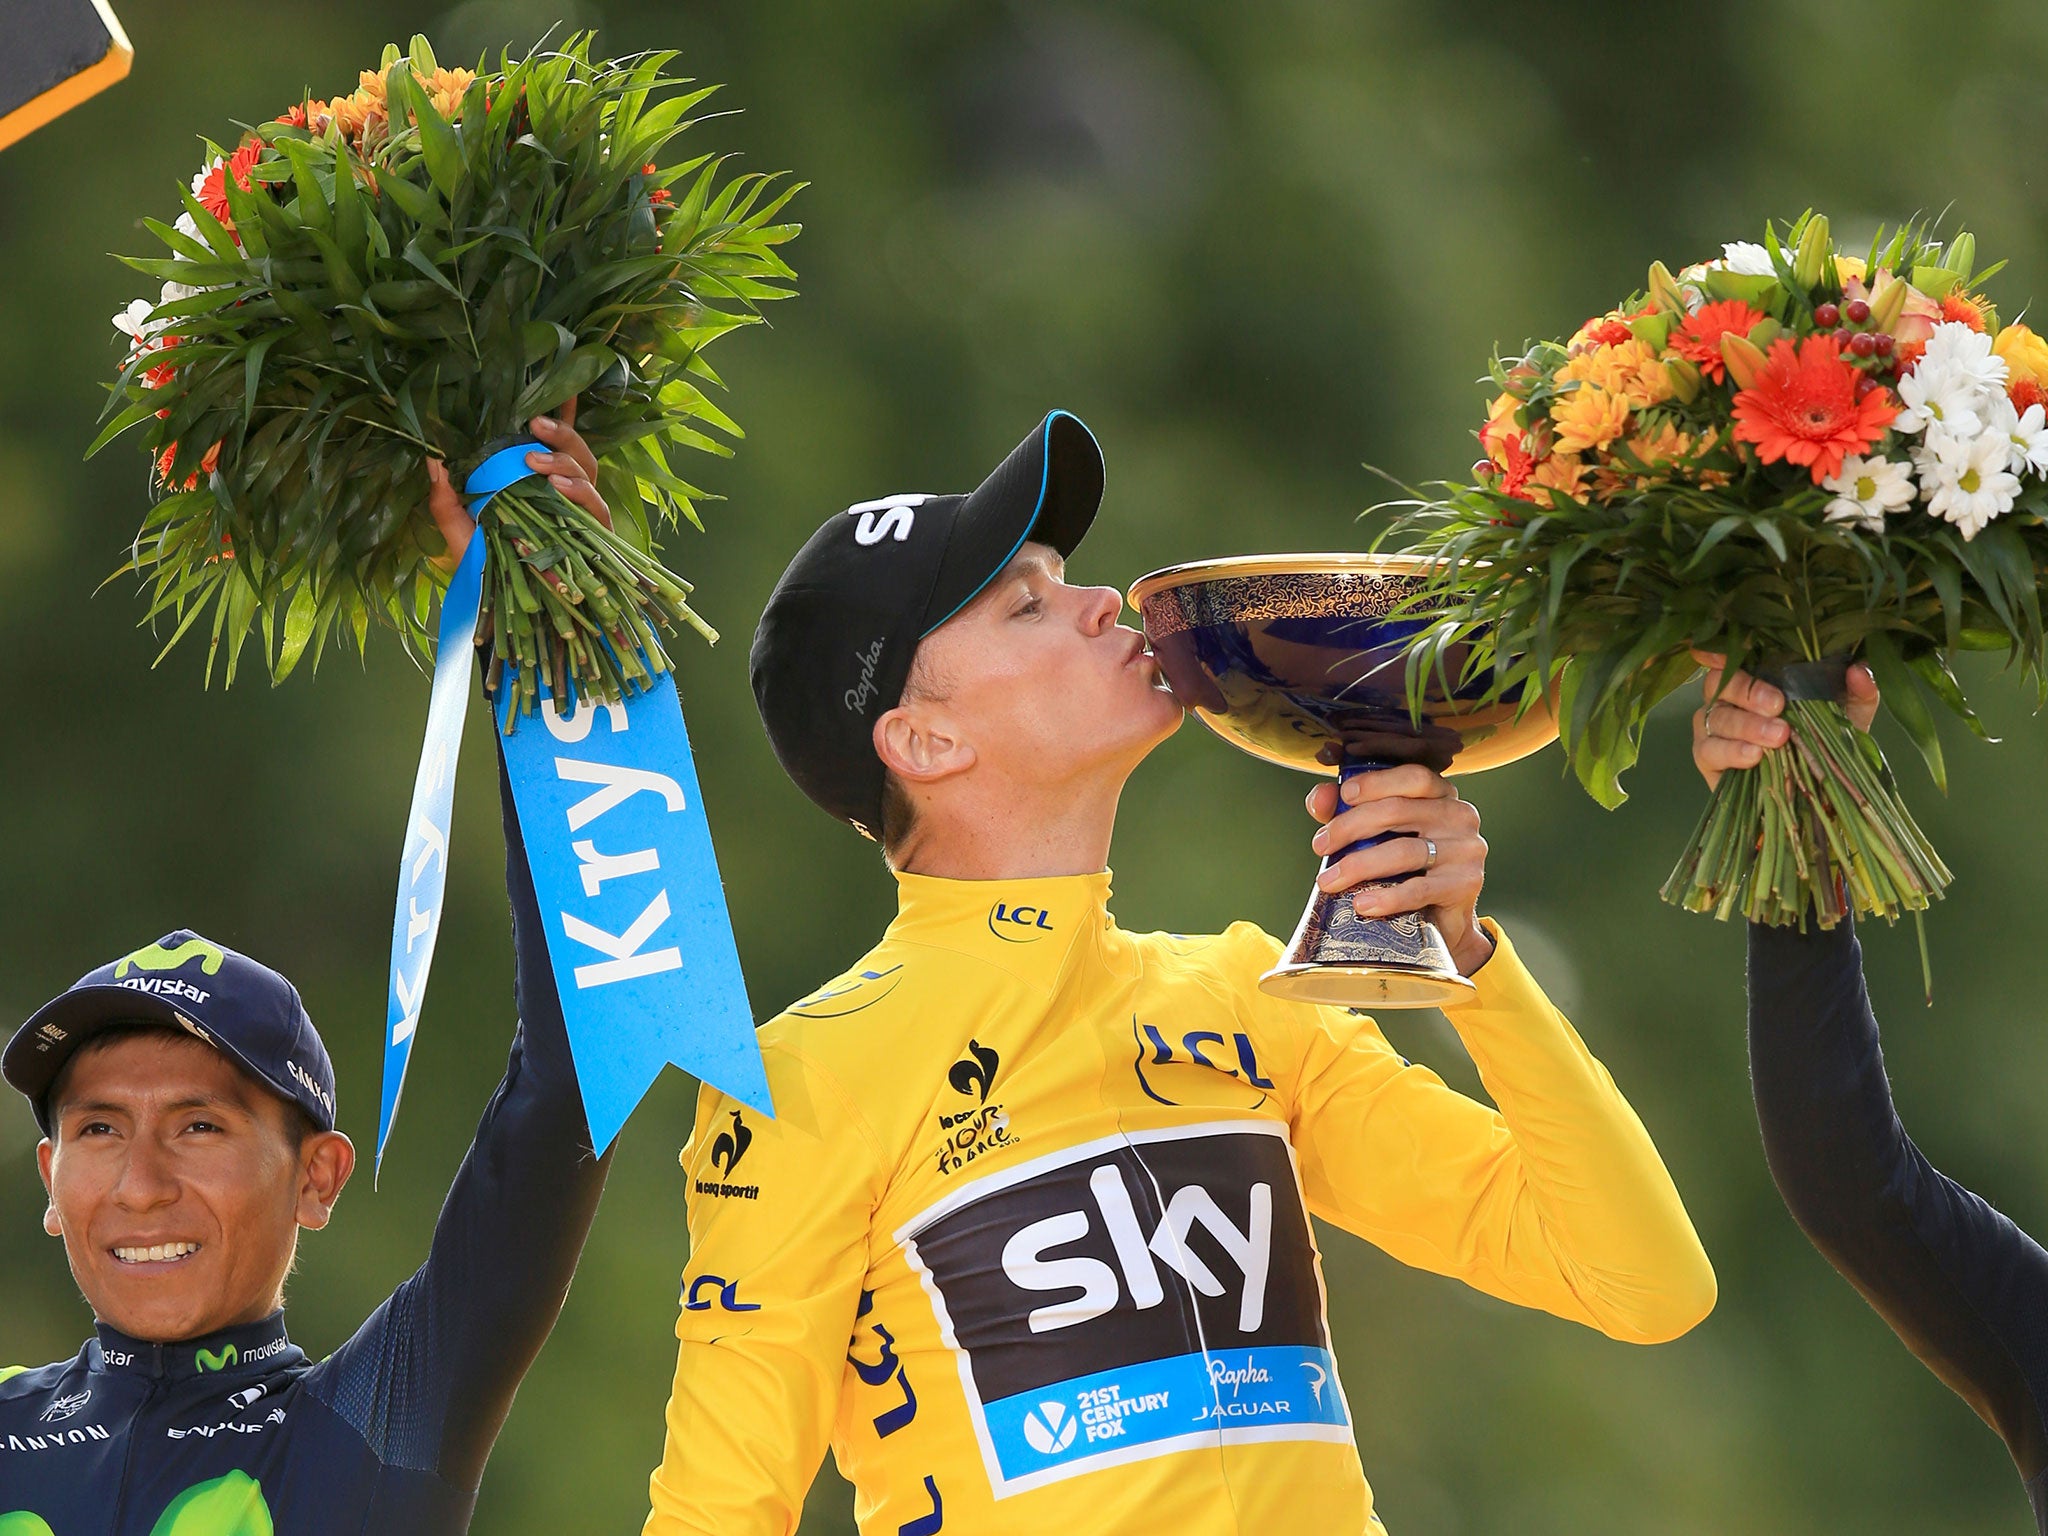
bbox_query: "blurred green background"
[6,0,2048,1530]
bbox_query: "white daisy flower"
[1918,321,2009,396]
[1822,454,1917,533]
[1895,362,1985,439]
[1987,393,2048,478]
[1920,427,2022,539]
[1720,241,1776,276]
[174,211,202,242]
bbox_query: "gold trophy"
[1129,554,1556,1009]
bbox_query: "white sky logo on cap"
[846,493,930,546]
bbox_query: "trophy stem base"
[1259,882,1475,1010]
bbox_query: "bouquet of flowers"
[1386,213,2048,930]
[91,34,799,715]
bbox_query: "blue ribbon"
[497,673,770,1149]
[379,443,769,1170]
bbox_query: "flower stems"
[1660,698,1951,928]
[472,481,714,726]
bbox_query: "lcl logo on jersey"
[987,902,1054,943]
[846,493,930,546]
[897,1121,1349,1496]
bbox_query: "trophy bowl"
[1129,553,1558,1010]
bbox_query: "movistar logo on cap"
[116,937,226,979]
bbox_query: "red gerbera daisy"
[1666,299,1767,383]
[198,142,265,227]
[1942,291,1990,332]
[1731,335,1898,484]
[1583,318,1634,348]
[2013,378,2048,415]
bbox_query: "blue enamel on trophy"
[1130,554,1556,1009]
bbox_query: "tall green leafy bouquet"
[1387,214,2048,930]
[94,34,799,713]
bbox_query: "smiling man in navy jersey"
[0,411,618,1536]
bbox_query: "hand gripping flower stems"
[92,33,800,712]
[1662,664,1948,932]
[1389,213,2048,931]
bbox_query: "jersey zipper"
[107,1352,166,1536]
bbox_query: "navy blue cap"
[4,930,337,1137]
[750,409,1106,837]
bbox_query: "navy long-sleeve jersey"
[1748,918,2048,1531]
[0,752,612,1535]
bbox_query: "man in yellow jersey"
[643,410,1717,1535]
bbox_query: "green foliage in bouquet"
[1383,213,2048,928]
[91,34,800,714]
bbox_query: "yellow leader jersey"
[645,872,1714,1535]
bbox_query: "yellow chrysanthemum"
[1628,420,1693,468]
[1528,450,1588,498]
[1551,383,1633,455]
[1592,419,1695,494]
[1562,339,1670,411]
[1613,340,1673,410]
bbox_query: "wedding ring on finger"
[1421,835,1438,872]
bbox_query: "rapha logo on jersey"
[695,1109,760,1199]
[846,492,931,546]
[987,902,1053,943]
[843,637,889,716]
[948,1040,999,1101]
[896,1120,1349,1496]
[39,1390,89,1424]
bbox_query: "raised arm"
[1700,653,2048,1515]
[1748,917,2048,1493]
[311,748,613,1489]
[1274,921,1716,1344]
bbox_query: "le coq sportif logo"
[948,1040,1000,1103]
[710,1109,753,1176]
